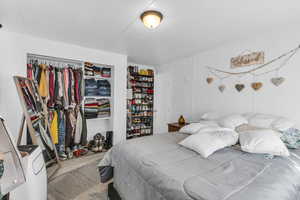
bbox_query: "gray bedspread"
[99,132,300,200]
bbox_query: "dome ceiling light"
[140,10,163,29]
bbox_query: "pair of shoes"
[73,147,89,157]
[91,145,103,153]
[58,151,68,161]
[79,147,89,156]
[66,147,73,159]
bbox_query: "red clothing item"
[27,64,33,79]
[85,103,98,107]
[74,70,80,104]
[48,66,55,107]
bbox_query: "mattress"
[99,132,300,200]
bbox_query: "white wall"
[0,30,127,145]
[156,25,300,132]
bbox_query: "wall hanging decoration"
[231,51,264,68]
[271,77,285,87]
[235,84,245,92]
[206,77,214,84]
[251,82,263,91]
[205,45,300,92]
[218,85,226,93]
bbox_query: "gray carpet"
[48,159,108,200]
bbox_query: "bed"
[99,132,300,200]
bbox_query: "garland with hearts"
[206,45,300,93]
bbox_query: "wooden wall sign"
[231,51,264,68]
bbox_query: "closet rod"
[27,53,83,66]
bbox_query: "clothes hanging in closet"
[27,59,87,158]
[28,61,83,108]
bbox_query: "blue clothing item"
[85,79,97,89]
[85,89,99,96]
[280,128,300,149]
[85,79,111,96]
[97,80,111,96]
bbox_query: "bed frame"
[108,183,121,200]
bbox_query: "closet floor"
[47,152,108,200]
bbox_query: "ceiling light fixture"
[140,10,163,29]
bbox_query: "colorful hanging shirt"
[48,66,55,107]
[27,63,33,79]
[38,64,48,98]
[63,68,69,106]
[50,111,59,144]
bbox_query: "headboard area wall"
[154,25,300,133]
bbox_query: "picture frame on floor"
[13,76,61,178]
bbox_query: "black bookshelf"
[127,66,154,139]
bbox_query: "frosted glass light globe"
[140,10,163,29]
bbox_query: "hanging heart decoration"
[218,85,226,93]
[251,82,263,91]
[206,77,214,84]
[235,84,245,92]
[271,77,285,87]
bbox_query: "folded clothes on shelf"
[85,90,99,96]
[98,80,111,96]
[84,98,111,119]
[101,67,111,78]
[84,62,112,78]
[85,79,111,97]
[85,79,98,89]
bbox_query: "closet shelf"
[84,62,113,120]
[87,117,111,120]
[84,75,111,80]
[131,86,153,89]
[130,80,154,83]
[84,96,111,99]
[129,73,154,78]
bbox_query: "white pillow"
[239,129,289,157]
[218,114,248,129]
[248,114,278,128]
[179,128,239,158]
[198,120,219,126]
[179,122,219,134]
[235,124,263,133]
[242,112,256,120]
[200,112,220,121]
[271,117,294,132]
